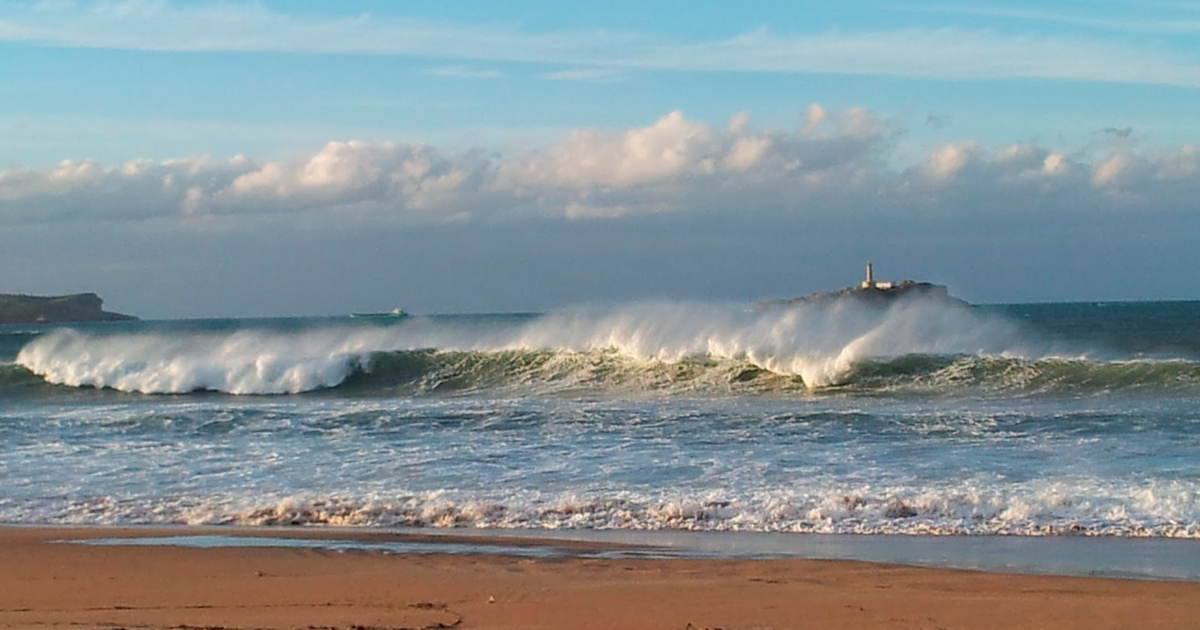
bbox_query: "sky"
[1,0,1199,317]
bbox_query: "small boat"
[350,308,409,319]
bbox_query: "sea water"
[3,298,1200,539]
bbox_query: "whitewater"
[3,298,1200,537]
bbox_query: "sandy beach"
[2,527,1200,630]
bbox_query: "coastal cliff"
[0,293,137,324]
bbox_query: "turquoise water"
[2,298,1200,537]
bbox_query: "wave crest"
[14,298,1181,396]
[15,328,368,394]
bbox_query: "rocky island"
[754,263,970,310]
[0,293,137,324]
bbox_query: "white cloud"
[539,68,622,82]
[727,112,751,134]
[564,201,632,220]
[2,107,1197,227]
[2,1,1200,86]
[803,104,828,133]
[425,65,504,79]
[1042,152,1069,176]
[724,137,771,170]
[496,111,720,189]
[895,3,1200,35]
[1154,144,1199,181]
[1093,151,1131,187]
[922,142,975,180]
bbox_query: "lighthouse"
[860,262,893,290]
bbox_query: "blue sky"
[5,0,1199,165]
[2,1,1199,316]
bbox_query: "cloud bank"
[2,107,1197,228]
[2,0,1200,86]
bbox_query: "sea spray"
[15,328,373,394]
[13,298,1102,394]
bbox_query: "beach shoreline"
[5,525,1200,630]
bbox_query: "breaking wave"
[11,299,1199,396]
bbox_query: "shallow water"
[63,529,1200,581]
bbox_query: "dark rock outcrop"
[0,293,137,324]
[753,280,970,311]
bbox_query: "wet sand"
[4,526,1200,630]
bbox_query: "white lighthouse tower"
[860,262,893,290]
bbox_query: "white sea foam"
[2,380,1197,539]
[513,300,1044,387]
[6,480,1200,537]
[16,328,374,394]
[14,299,1066,394]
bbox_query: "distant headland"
[754,263,970,310]
[0,293,137,324]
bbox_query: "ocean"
[3,298,1200,540]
